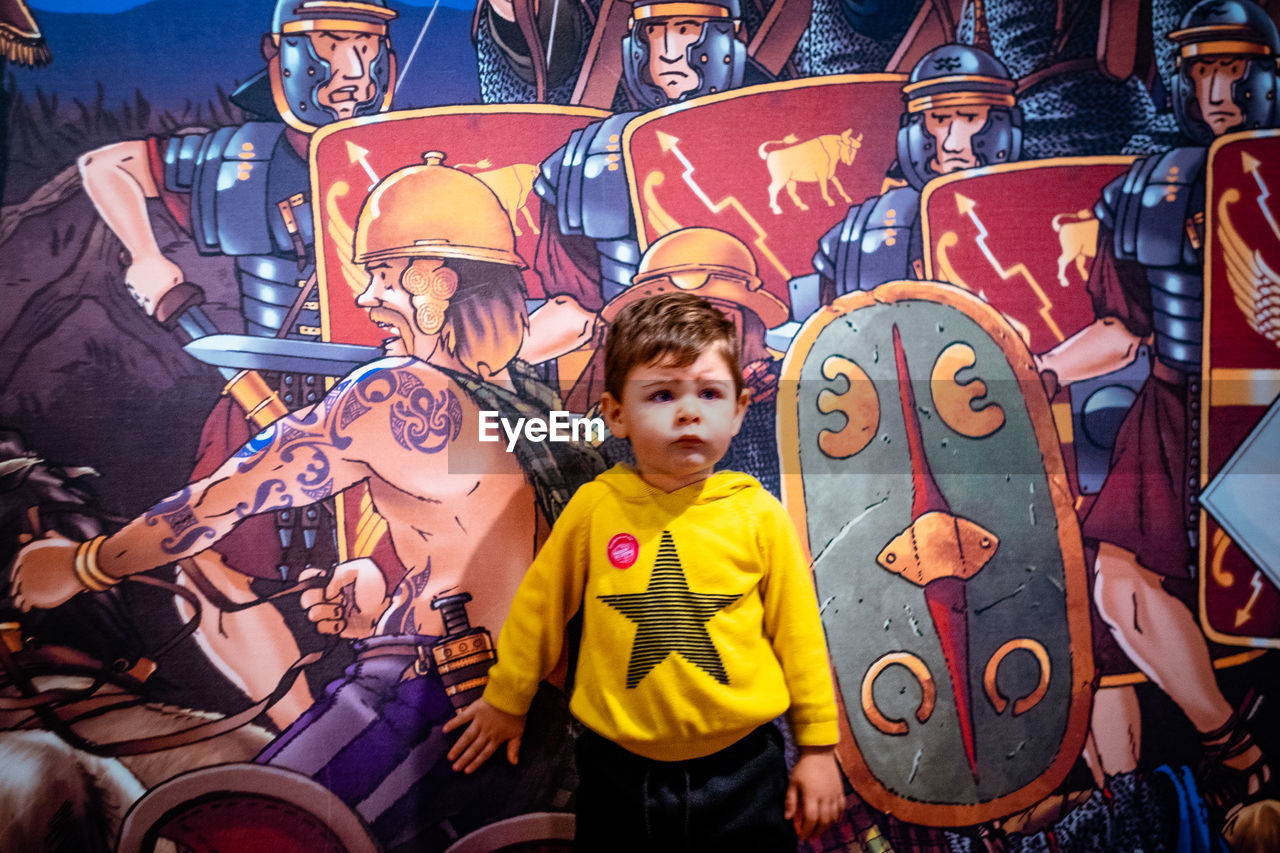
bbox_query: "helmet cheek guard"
[267,0,397,133]
[621,29,664,108]
[684,21,745,98]
[621,0,745,108]
[974,108,1022,167]
[896,116,934,192]
[1173,55,1279,143]
[358,39,395,117]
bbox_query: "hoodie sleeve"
[756,495,840,747]
[482,485,595,716]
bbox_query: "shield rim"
[117,763,379,853]
[777,280,1093,827]
[1199,127,1280,650]
[621,73,909,255]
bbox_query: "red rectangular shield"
[1200,130,1280,647]
[623,75,908,305]
[919,158,1136,499]
[919,157,1134,354]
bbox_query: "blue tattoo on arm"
[216,364,462,531]
[143,486,218,555]
[234,479,293,518]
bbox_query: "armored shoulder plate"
[164,132,207,195]
[1110,146,1207,270]
[183,122,313,261]
[535,112,640,242]
[815,186,922,296]
[1105,146,1208,374]
[813,204,857,283]
[171,122,317,338]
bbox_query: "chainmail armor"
[794,0,902,75]
[958,0,1187,156]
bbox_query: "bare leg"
[1083,684,1141,788]
[1093,543,1264,783]
[175,551,314,730]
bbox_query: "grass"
[4,77,245,204]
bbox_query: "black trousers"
[573,724,797,852]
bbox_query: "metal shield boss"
[780,282,1091,827]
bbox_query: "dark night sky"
[13,0,482,114]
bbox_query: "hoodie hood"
[596,463,759,503]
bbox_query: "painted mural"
[2,0,1280,850]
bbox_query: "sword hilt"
[155,282,212,338]
[154,282,289,429]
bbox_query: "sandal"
[1197,691,1274,818]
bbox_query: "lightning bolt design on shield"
[654,131,792,281]
[1243,152,1280,245]
[1236,570,1266,629]
[346,141,381,190]
[955,193,1065,342]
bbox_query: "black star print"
[599,531,740,688]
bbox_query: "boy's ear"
[600,392,628,439]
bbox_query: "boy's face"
[601,346,750,492]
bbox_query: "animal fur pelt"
[0,730,143,853]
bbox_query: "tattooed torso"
[136,357,539,638]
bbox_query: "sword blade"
[184,335,383,376]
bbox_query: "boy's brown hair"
[603,292,743,400]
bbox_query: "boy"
[443,292,843,849]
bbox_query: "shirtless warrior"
[12,153,601,849]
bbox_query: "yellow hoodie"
[484,464,839,762]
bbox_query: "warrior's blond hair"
[402,258,528,379]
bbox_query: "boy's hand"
[442,698,526,774]
[784,746,843,840]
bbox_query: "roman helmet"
[269,0,398,133]
[354,151,526,269]
[1169,0,1280,144]
[603,227,788,328]
[896,43,1022,191]
[621,0,746,109]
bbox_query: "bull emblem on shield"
[759,129,863,214]
[779,281,1092,826]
